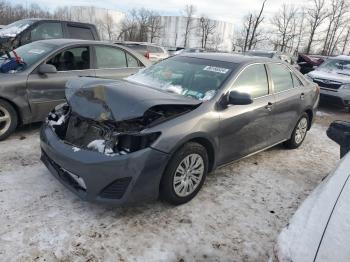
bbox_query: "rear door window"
[47,46,90,71]
[126,53,140,67]
[95,46,127,69]
[67,25,94,40]
[232,64,269,99]
[30,22,63,41]
[269,63,294,93]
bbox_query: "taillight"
[145,51,150,59]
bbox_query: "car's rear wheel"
[0,99,18,141]
[160,142,208,205]
[284,113,309,149]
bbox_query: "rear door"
[218,63,276,164]
[267,63,305,143]
[27,45,95,122]
[28,21,64,42]
[93,45,143,79]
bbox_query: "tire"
[0,99,18,141]
[160,142,208,205]
[284,113,309,149]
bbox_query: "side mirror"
[38,64,57,75]
[228,90,253,105]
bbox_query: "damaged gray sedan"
[40,53,319,205]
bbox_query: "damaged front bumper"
[40,124,169,205]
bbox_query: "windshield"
[246,51,274,58]
[0,20,34,37]
[317,59,350,76]
[126,56,236,100]
[0,42,55,73]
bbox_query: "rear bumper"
[40,124,169,206]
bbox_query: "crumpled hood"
[308,69,350,84]
[65,77,201,122]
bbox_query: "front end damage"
[46,102,195,156]
[40,78,200,204]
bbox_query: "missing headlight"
[114,132,161,153]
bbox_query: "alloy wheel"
[0,105,11,136]
[295,117,308,144]
[173,153,205,197]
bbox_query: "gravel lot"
[0,105,348,262]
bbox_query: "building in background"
[69,6,125,40]
[156,16,234,52]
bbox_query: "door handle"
[265,102,273,111]
[300,93,305,100]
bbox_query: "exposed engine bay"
[47,103,197,156]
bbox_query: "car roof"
[19,18,95,26]
[34,39,113,46]
[180,52,274,64]
[333,55,350,61]
[115,41,162,47]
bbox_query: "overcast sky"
[14,0,307,24]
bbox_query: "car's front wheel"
[0,99,18,141]
[160,142,208,205]
[284,113,309,149]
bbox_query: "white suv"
[307,55,350,110]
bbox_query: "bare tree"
[103,12,115,41]
[183,4,196,48]
[305,0,328,54]
[148,12,162,43]
[243,14,253,51]
[322,0,348,55]
[248,0,267,50]
[271,4,298,52]
[198,16,217,49]
[341,25,350,54]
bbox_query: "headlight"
[114,132,161,153]
[341,83,350,90]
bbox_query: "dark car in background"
[40,53,319,206]
[0,39,150,140]
[307,55,350,110]
[115,41,169,62]
[297,54,326,74]
[245,50,299,69]
[0,18,100,54]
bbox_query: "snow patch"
[72,147,81,152]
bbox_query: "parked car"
[115,41,169,62]
[245,50,299,70]
[273,121,350,262]
[0,39,150,140]
[297,54,326,74]
[0,18,100,55]
[167,47,184,56]
[40,53,319,206]
[306,55,350,110]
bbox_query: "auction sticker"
[203,66,229,74]
[28,49,46,55]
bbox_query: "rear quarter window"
[67,25,94,40]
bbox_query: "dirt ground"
[0,105,349,262]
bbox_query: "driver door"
[26,45,95,122]
[217,64,276,165]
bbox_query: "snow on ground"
[0,106,348,262]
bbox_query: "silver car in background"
[307,55,350,110]
[115,41,169,62]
